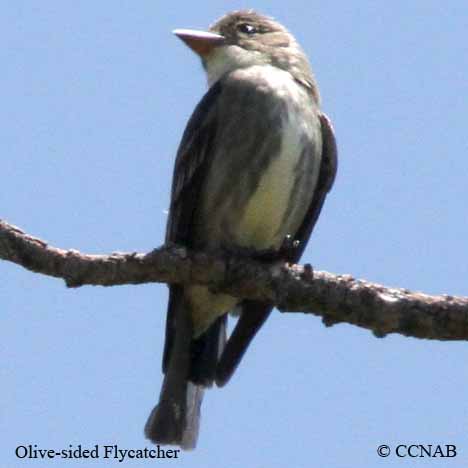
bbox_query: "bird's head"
[174,10,317,94]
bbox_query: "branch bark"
[1,219,468,341]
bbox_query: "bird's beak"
[173,29,225,58]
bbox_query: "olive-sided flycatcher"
[145,10,337,449]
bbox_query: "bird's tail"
[145,291,226,449]
[144,379,203,450]
[144,295,201,449]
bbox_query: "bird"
[144,9,337,449]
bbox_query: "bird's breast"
[234,111,311,248]
[197,66,322,252]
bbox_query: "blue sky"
[2,1,468,467]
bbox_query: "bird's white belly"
[233,114,306,249]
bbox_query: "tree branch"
[1,218,468,341]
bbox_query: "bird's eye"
[237,23,257,35]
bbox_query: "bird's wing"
[162,81,225,374]
[165,81,223,246]
[290,112,337,262]
[215,111,338,387]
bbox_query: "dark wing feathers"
[215,301,272,387]
[290,112,337,263]
[162,82,225,379]
[165,81,222,246]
